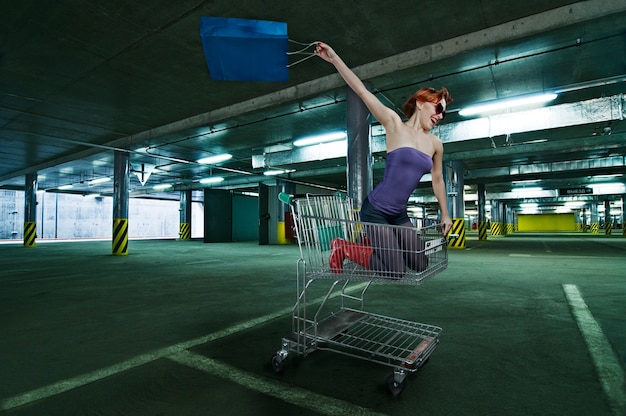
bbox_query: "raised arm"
[315,42,399,129]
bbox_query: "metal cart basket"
[271,193,449,395]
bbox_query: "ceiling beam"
[438,94,624,144]
[465,156,625,182]
[448,132,626,161]
[253,94,625,167]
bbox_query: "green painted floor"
[0,234,624,415]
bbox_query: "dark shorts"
[360,197,410,226]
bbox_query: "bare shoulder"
[430,133,443,151]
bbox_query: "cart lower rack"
[271,193,448,396]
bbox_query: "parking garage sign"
[559,187,593,196]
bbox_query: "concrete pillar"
[112,151,130,255]
[577,208,584,232]
[346,83,373,209]
[501,203,507,235]
[277,180,295,244]
[445,160,465,249]
[24,173,37,248]
[604,199,612,236]
[491,200,503,236]
[590,202,599,234]
[506,205,515,234]
[623,195,626,238]
[477,183,487,241]
[179,189,192,240]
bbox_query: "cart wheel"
[384,373,406,397]
[271,354,288,374]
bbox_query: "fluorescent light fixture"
[459,93,558,116]
[263,169,295,176]
[199,176,224,184]
[58,184,73,190]
[565,201,586,208]
[153,184,172,190]
[86,193,100,198]
[593,174,623,180]
[89,177,110,185]
[197,153,232,164]
[512,187,543,193]
[590,183,626,194]
[520,203,539,209]
[293,131,347,147]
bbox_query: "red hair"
[403,87,452,119]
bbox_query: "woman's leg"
[365,223,406,277]
[396,220,428,272]
[359,198,411,277]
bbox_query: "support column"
[604,199,612,236]
[112,151,130,255]
[277,180,295,244]
[477,183,487,241]
[576,209,583,232]
[346,83,373,208]
[445,160,465,249]
[503,205,508,234]
[506,206,515,234]
[179,189,192,240]
[590,202,599,234]
[491,200,503,236]
[24,173,37,248]
[623,195,626,238]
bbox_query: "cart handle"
[278,191,347,205]
[278,192,292,205]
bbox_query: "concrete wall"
[0,190,204,240]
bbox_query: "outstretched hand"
[315,41,337,63]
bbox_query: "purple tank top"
[368,147,433,214]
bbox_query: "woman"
[315,42,453,276]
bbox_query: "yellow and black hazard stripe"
[112,218,128,256]
[490,222,503,236]
[24,221,36,248]
[590,223,599,234]
[179,222,191,240]
[605,222,612,236]
[448,218,465,249]
[478,221,488,241]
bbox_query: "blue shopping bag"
[200,16,289,82]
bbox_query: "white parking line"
[0,282,369,411]
[562,284,626,416]
[169,350,387,416]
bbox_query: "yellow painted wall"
[517,213,576,232]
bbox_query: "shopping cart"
[271,193,449,396]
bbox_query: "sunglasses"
[433,102,446,119]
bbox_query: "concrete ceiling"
[1,0,626,213]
